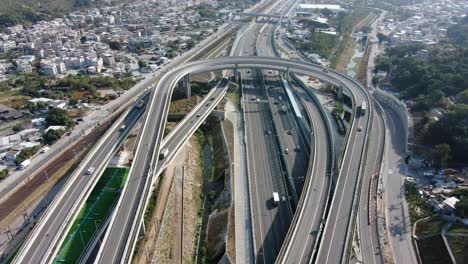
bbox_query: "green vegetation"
[191,81,211,95]
[46,108,74,127]
[447,16,468,47]
[333,8,372,34]
[448,224,468,235]
[375,35,468,163]
[2,73,136,102]
[406,182,433,222]
[332,101,346,135]
[55,167,129,263]
[295,32,338,59]
[43,128,66,145]
[0,169,9,180]
[16,145,41,165]
[415,217,445,237]
[431,144,451,169]
[446,235,468,264]
[195,5,218,18]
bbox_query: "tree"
[138,60,148,69]
[431,144,451,169]
[46,108,74,128]
[108,41,123,50]
[455,197,468,218]
[43,129,65,145]
[457,90,468,104]
[0,169,8,180]
[320,8,333,18]
[377,33,389,43]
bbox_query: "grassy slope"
[0,0,75,27]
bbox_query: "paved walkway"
[225,100,254,264]
[382,107,418,264]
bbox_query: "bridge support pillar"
[178,74,191,98]
[284,67,291,82]
[337,85,343,100]
[233,64,240,83]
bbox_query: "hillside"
[0,0,94,28]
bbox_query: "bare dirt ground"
[134,136,202,264]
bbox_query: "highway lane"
[96,1,293,261]
[315,76,371,264]
[278,79,332,264]
[238,19,292,264]
[256,22,310,196]
[13,97,147,264]
[93,53,369,263]
[243,70,293,263]
[263,21,332,264]
[357,100,385,264]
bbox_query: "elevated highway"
[12,93,149,264]
[94,55,371,263]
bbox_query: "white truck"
[19,159,31,170]
[272,192,280,206]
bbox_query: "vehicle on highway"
[284,148,289,154]
[266,129,272,135]
[251,96,257,101]
[358,126,362,132]
[196,114,201,117]
[19,159,30,170]
[273,192,280,206]
[136,99,145,108]
[40,146,50,153]
[206,103,210,107]
[120,125,126,131]
[287,130,293,135]
[360,101,367,115]
[210,97,215,101]
[278,96,282,101]
[322,68,329,73]
[86,167,95,175]
[159,148,169,160]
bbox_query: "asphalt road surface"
[13,101,146,264]
[357,100,385,264]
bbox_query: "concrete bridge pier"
[178,74,191,98]
[284,67,291,82]
[233,64,240,84]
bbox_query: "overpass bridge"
[92,56,371,264]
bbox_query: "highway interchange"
[12,0,415,263]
